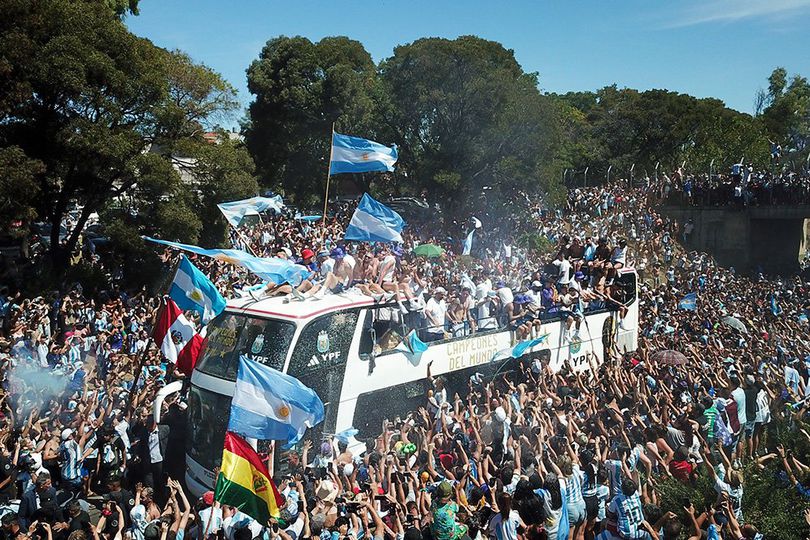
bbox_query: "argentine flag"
[217,195,284,227]
[228,356,325,445]
[330,132,397,174]
[144,237,309,286]
[170,255,226,324]
[678,292,697,311]
[344,193,405,243]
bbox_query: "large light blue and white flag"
[330,132,398,174]
[462,230,474,256]
[228,356,325,445]
[170,255,226,324]
[143,237,309,286]
[344,193,405,243]
[217,195,284,227]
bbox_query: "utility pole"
[584,166,589,188]
[606,164,612,185]
[630,163,635,187]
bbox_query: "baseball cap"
[434,287,447,295]
[61,428,74,441]
[531,280,542,288]
[575,271,585,280]
[330,247,345,260]
[301,249,315,260]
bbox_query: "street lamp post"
[584,166,589,188]
[630,163,635,186]
[606,165,612,185]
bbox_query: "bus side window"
[363,306,407,355]
[353,379,429,437]
[617,273,637,304]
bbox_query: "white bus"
[184,268,639,495]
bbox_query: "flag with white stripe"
[170,255,226,324]
[330,132,397,174]
[344,193,405,243]
[152,299,201,373]
[228,356,324,445]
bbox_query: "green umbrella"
[412,244,445,258]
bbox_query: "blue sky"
[127,0,810,125]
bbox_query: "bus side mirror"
[359,327,376,361]
[360,327,377,374]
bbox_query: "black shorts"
[584,495,599,520]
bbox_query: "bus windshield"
[196,312,296,380]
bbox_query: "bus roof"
[224,266,637,322]
[224,290,378,321]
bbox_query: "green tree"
[557,86,769,178]
[760,67,810,159]
[107,0,139,17]
[245,36,379,204]
[377,36,562,213]
[182,135,261,246]
[0,146,44,237]
[0,0,239,273]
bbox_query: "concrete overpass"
[660,205,810,274]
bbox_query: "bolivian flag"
[214,432,283,523]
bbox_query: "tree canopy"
[245,35,804,214]
[245,36,378,206]
[0,0,257,275]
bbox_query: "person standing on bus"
[424,288,448,342]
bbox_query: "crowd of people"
[1,171,810,540]
[651,166,810,207]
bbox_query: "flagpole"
[321,123,335,241]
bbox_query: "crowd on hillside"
[1,173,810,540]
